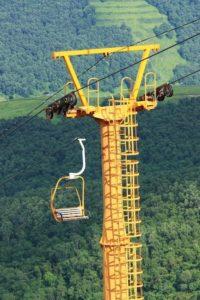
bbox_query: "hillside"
[0,0,133,98]
[146,0,200,85]
[0,98,199,299]
[90,0,186,83]
[0,0,199,98]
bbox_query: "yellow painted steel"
[120,77,133,99]
[99,98,143,299]
[87,77,100,106]
[62,55,88,106]
[100,119,129,299]
[52,44,160,299]
[52,44,159,58]
[145,72,157,102]
[52,44,160,107]
[131,49,151,101]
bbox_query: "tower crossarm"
[52,44,160,110]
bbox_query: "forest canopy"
[0,0,199,98]
[147,0,200,85]
[0,97,199,299]
[0,0,133,97]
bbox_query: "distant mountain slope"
[0,0,199,98]
[90,0,186,84]
[0,0,133,97]
[146,0,200,84]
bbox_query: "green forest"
[146,0,200,85]
[0,0,133,97]
[0,0,199,98]
[0,0,199,299]
[0,97,199,299]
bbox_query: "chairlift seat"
[50,139,88,223]
[55,207,89,221]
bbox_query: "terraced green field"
[90,0,186,84]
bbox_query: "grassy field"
[90,0,186,84]
[0,97,46,120]
[0,86,199,120]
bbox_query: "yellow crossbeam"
[52,44,160,58]
[52,43,160,113]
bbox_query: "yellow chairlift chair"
[50,138,89,222]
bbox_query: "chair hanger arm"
[69,138,86,179]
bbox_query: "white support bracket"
[69,138,86,179]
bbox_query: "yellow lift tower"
[50,44,160,300]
